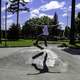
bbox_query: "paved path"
[0,45,80,80]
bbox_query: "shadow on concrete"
[28,52,61,75]
[32,52,44,59]
[27,71,61,75]
[32,52,49,72]
[62,47,80,55]
[0,45,32,48]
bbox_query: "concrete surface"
[0,44,80,80]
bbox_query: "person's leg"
[34,35,41,45]
[43,35,47,47]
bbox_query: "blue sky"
[1,0,80,30]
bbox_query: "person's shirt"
[42,25,49,36]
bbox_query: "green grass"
[0,39,80,48]
[48,40,69,44]
[58,40,80,49]
[0,39,33,47]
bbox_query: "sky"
[1,0,80,30]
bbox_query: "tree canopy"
[22,13,61,39]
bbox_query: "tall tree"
[7,23,21,40]
[53,12,59,25]
[75,12,80,34]
[51,12,59,36]
[64,26,70,38]
[70,0,75,44]
[22,16,61,39]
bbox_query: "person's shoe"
[33,43,37,46]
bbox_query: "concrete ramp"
[0,47,73,73]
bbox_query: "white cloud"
[29,1,65,19]
[30,8,53,19]
[39,1,65,11]
[22,0,33,2]
[7,19,14,29]
[1,19,13,30]
[7,19,13,25]
[62,13,67,17]
[2,14,13,19]
[30,9,40,18]
[61,7,66,10]
[68,6,71,11]
[1,7,5,12]
[68,3,80,11]
[31,9,40,15]
[1,3,10,12]
[20,11,27,14]
[62,6,71,13]
[76,3,80,9]
[20,0,33,3]
[39,13,53,19]
[59,22,65,30]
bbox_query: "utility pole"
[5,2,8,47]
[70,0,75,44]
[8,0,29,26]
[66,0,68,27]
[0,0,1,43]
[17,0,19,27]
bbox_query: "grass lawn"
[0,39,67,47]
[0,39,33,47]
[58,40,80,49]
[48,40,69,44]
[0,39,80,48]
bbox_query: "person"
[33,25,49,47]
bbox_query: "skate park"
[0,0,80,80]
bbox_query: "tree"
[22,16,54,34]
[64,26,70,38]
[21,23,33,38]
[75,12,80,34]
[51,12,60,36]
[53,12,59,25]
[22,15,61,40]
[7,23,21,40]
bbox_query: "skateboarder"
[33,25,49,47]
